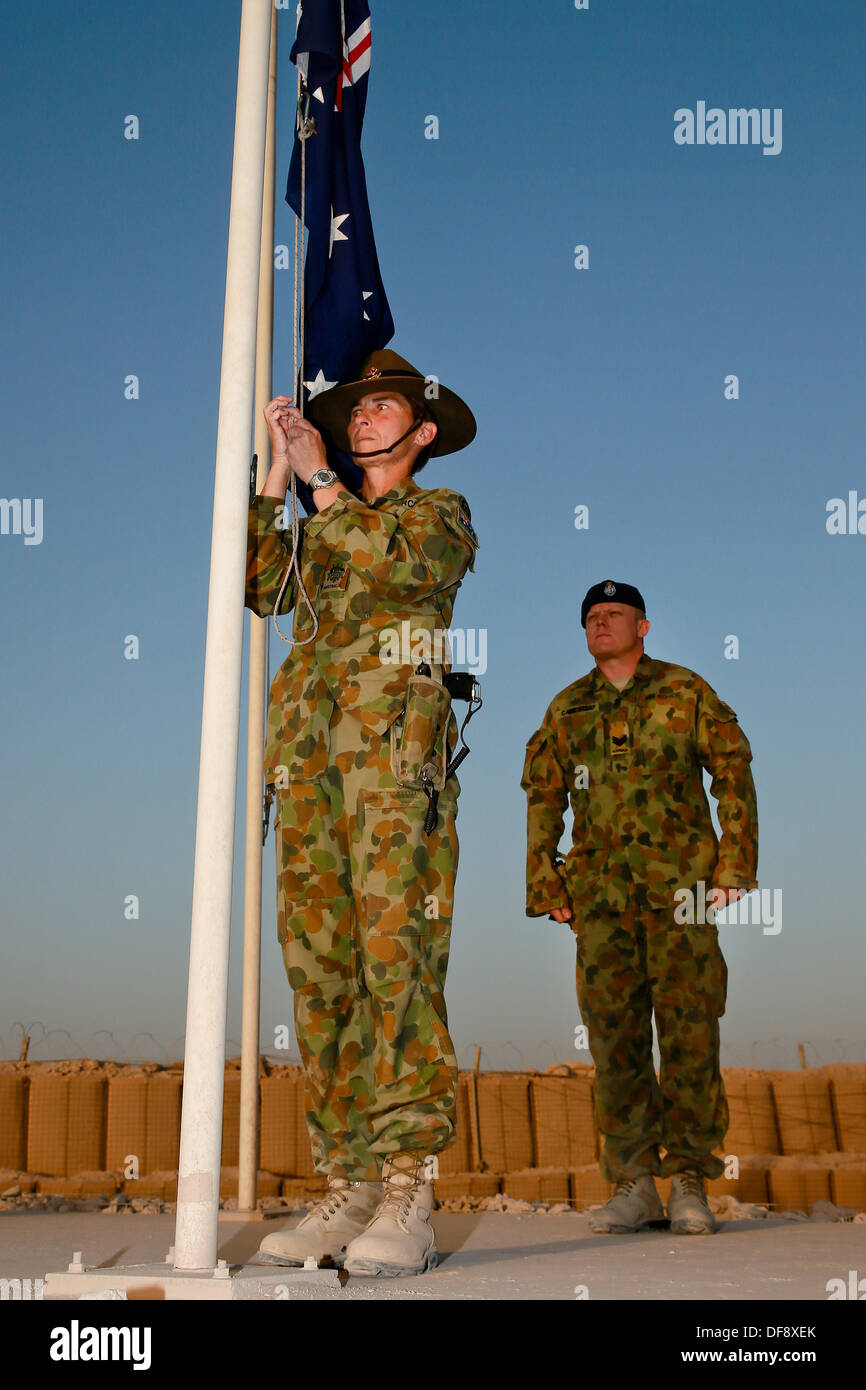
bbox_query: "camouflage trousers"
[573,893,729,1181]
[274,699,460,1180]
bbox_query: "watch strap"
[309,468,338,491]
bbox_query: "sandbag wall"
[1,1061,865,1210]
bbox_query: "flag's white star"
[329,210,350,257]
[362,290,373,322]
[305,369,337,399]
[312,86,324,103]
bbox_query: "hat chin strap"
[347,415,426,459]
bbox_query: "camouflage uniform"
[246,476,478,1180]
[521,654,758,1180]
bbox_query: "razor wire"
[3,1022,865,1070]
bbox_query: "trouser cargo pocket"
[275,780,354,989]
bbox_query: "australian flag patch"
[457,503,478,545]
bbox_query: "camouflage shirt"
[520,654,758,916]
[245,475,478,784]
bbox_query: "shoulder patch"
[457,502,478,545]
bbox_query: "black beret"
[581,580,647,628]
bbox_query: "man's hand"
[549,906,573,923]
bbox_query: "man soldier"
[521,581,758,1235]
[245,350,478,1276]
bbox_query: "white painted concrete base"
[43,1251,341,1301]
[43,1253,342,1300]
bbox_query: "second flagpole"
[236,0,278,1220]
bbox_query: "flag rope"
[271,71,319,648]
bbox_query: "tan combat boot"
[667,1170,718,1234]
[343,1153,438,1277]
[256,1177,382,1267]
[588,1175,665,1233]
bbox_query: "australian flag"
[287,0,395,511]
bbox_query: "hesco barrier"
[719,1069,780,1154]
[827,1065,866,1151]
[105,1071,183,1173]
[26,1072,106,1176]
[768,1168,834,1214]
[259,1068,317,1178]
[221,1072,241,1169]
[770,1067,838,1154]
[436,1073,472,1174]
[0,1073,27,1169]
[0,1060,864,1209]
[831,1168,866,1207]
[474,1072,534,1173]
[530,1070,596,1168]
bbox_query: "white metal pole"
[174,0,273,1272]
[237,0,277,1215]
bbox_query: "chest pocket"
[635,698,693,772]
[559,708,605,797]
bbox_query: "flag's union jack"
[336,17,371,110]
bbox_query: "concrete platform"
[43,1257,343,1300]
[3,1209,865,1301]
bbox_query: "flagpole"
[237,0,277,1217]
[173,0,273,1272]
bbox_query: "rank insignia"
[321,563,349,592]
[608,719,631,759]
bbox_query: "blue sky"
[1,0,864,1067]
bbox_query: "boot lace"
[675,1171,706,1198]
[378,1162,425,1224]
[379,1183,417,1223]
[304,1183,353,1224]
